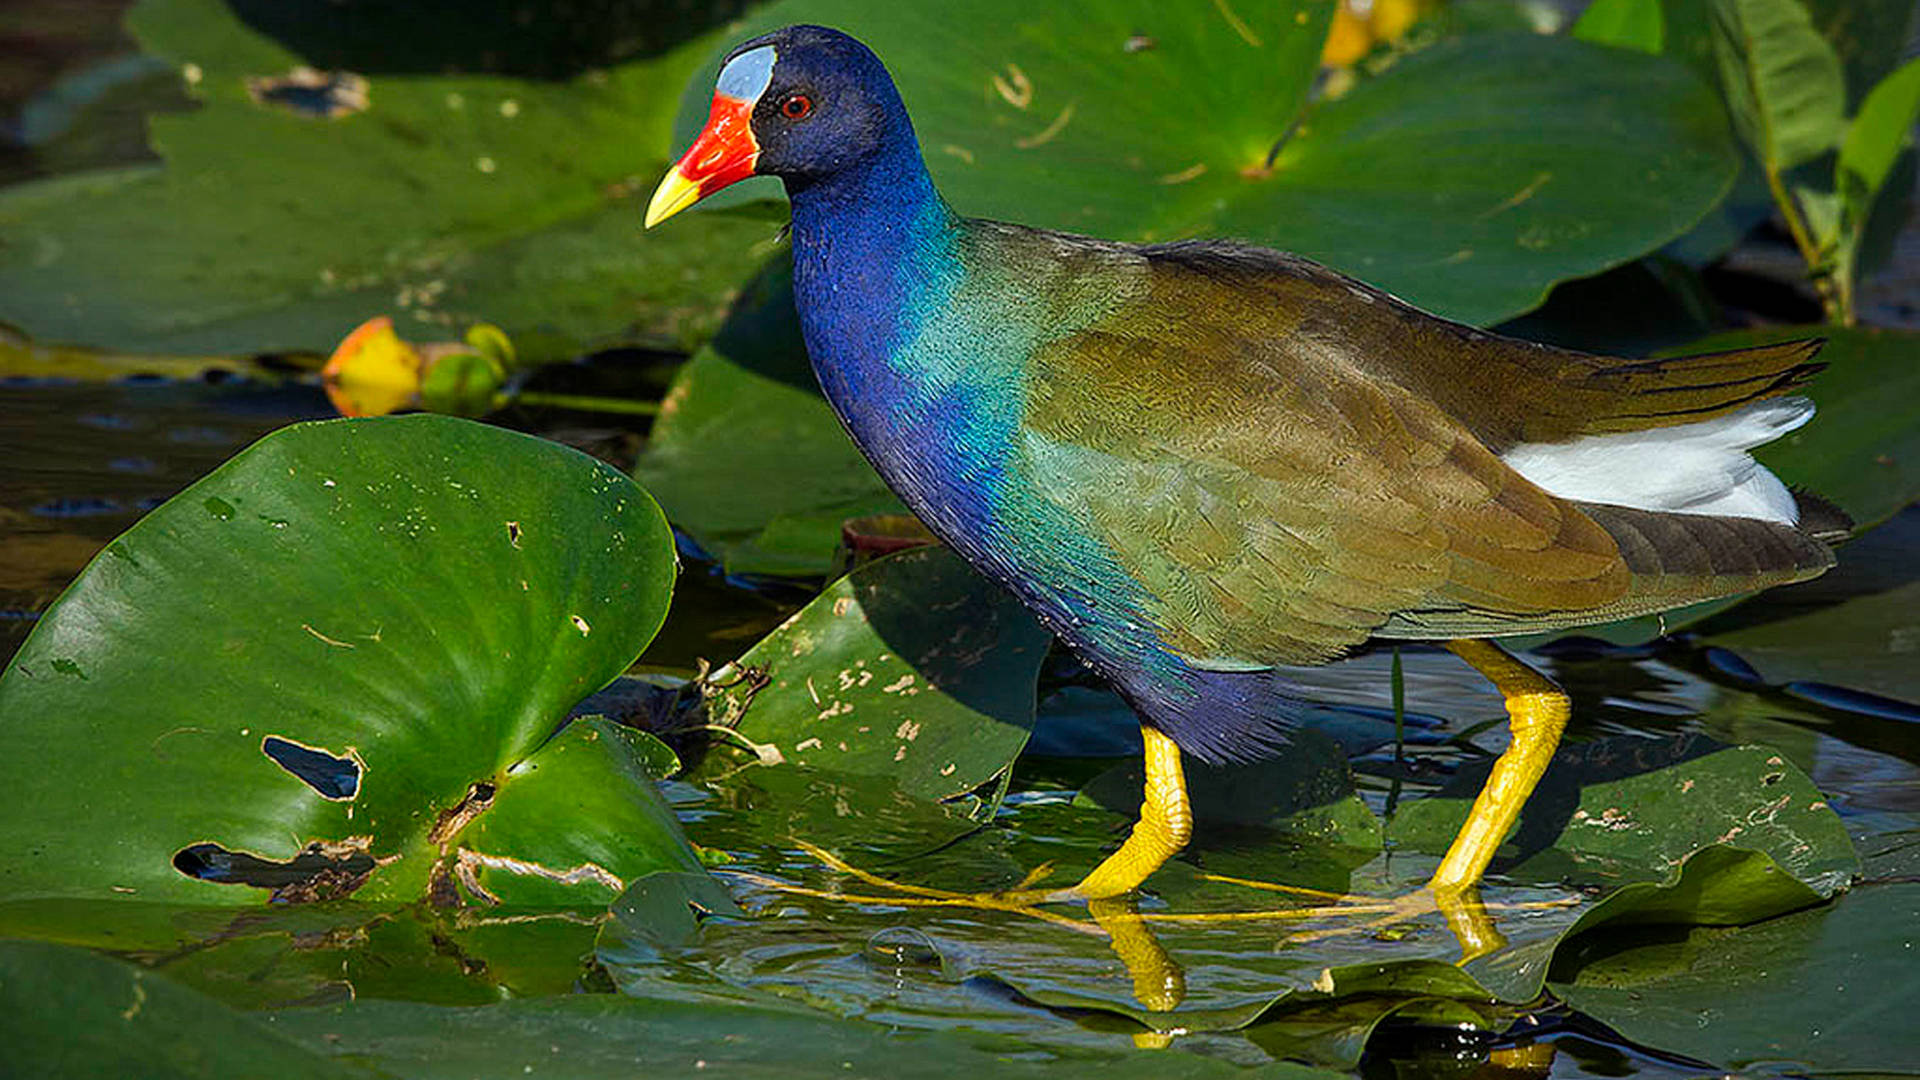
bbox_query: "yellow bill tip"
[645,168,703,229]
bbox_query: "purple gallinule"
[647,25,1843,907]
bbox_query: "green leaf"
[677,9,1738,324]
[418,350,505,417]
[1793,180,1844,253]
[1838,57,1920,222]
[1244,996,1496,1070]
[0,941,365,1079]
[707,545,1049,803]
[1708,0,1848,172]
[0,414,697,906]
[0,0,770,355]
[616,768,986,894]
[1552,883,1920,1073]
[1573,0,1665,54]
[631,258,900,578]
[454,720,717,908]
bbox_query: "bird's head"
[646,25,903,228]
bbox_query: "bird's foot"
[741,843,1202,1013]
[733,840,1095,927]
[1190,873,1578,962]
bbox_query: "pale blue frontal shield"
[717,46,776,103]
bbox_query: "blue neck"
[785,134,959,412]
[782,124,1030,578]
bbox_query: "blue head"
[646,25,928,224]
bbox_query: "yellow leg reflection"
[1088,896,1185,1013]
[1432,884,1506,962]
[1430,640,1570,894]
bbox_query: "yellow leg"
[1064,725,1192,900]
[1429,640,1570,894]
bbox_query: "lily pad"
[0,414,701,908]
[0,0,771,355]
[678,766,986,866]
[0,940,361,1080]
[704,544,1050,803]
[677,4,1738,325]
[1243,995,1498,1071]
[1551,882,1920,1074]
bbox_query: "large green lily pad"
[676,3,1738,325]
[0,414,699,908]
[0,0,772,355]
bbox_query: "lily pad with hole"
[0,415,719,920]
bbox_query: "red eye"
[781,94,812,120]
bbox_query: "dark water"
[0,377,333,658]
